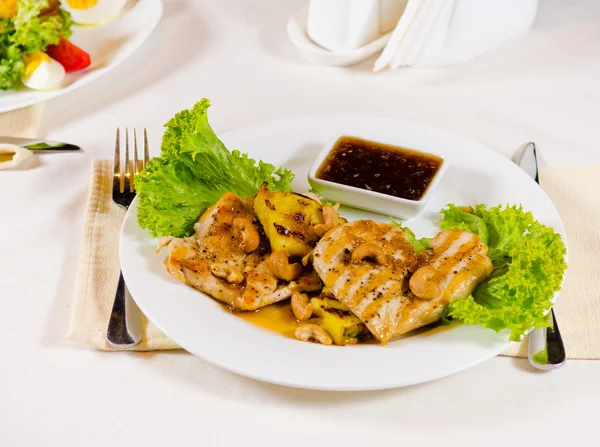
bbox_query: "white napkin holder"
[299,0,538,69]
[307,0,407,53]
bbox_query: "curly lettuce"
[135,99,295,238]
[440,204,567,341]
[390,218,431,254]
[0,0,72,90]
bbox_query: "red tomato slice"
[46,38,91,72]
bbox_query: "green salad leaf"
[135,99,295,238]
[13,0,72,53]
[439,205,489,245]
[390,218,431,254]
[440,204,567,341]
[0,0,72,90]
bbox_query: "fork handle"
[107,271,142,347]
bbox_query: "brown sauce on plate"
[230,302,376,345]
[229,302,300,339]
[316,136,443,201]
[226,302,447,344]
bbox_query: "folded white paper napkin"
[375,0,538,70]
[307,0,407,52]
[303,0,538,69]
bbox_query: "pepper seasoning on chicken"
[397,230,494,335]
[157,192,322,311]
[312,220,420,343]
[409,230,493,302]
[313,222,493,344]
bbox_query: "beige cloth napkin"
[0,104,45,138]
[67,160,181,350]
[501,164,600,359]
[68,159,600,358]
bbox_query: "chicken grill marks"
[156,190,494,345]
[313,222,493,344]
[312,220,419,343]
[157,192,322,311]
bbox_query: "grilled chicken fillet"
[313,222,493,344]
[312,220,419,343]
[157,192,321,311]
[404,229,493,332]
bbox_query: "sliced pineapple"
[311,296,370,345]
[253,184,345,257]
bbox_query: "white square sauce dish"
[308,134,448,219]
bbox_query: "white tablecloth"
[2,0,600,444]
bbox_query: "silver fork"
[106,128,149,347]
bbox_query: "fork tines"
[113,127,150,208]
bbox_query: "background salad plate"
[0,0,163,113]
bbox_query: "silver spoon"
[515,142,566,370]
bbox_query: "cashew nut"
[291,292,312,321]
[301,252,313,267]
[233,218,260,253]
[268,251,302,281]
[351,243,387,265]
[210,263,244,284]
[409,266,441,299]
[295,324,333,345]
[156,236,175,253]
[313,205,339,237]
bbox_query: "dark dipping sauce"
[316,136,443,201]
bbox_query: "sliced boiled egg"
[62,0,127,25]
[22,52,66,90]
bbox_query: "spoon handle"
[528,308,566,370]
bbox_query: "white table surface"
[2,0,600,445]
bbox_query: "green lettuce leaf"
[440,204,489,244]
[135,99,294,238]
[13,1,72,51]
[440,204,567,341]
[390,218,431,254]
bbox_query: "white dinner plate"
[0,0,163,113]
[120,115,567,391]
